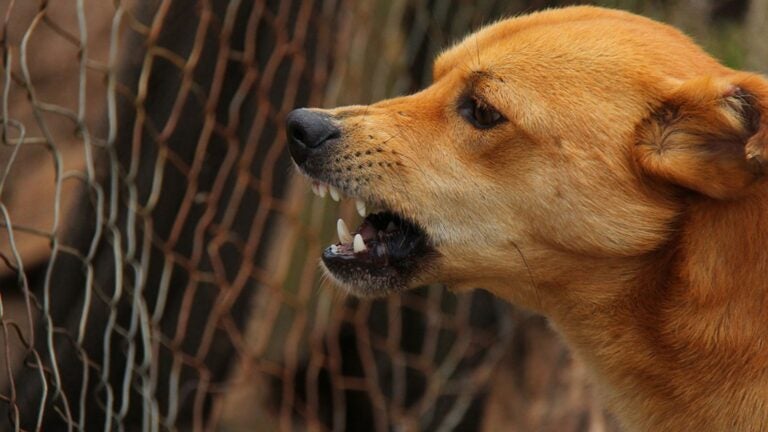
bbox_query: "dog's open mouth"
[309,181,434,296]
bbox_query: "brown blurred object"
[0,0,114,278]
[482,316,621,432]
[745,0,768,73]
[670,0,713,40]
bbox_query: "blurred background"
[0,0,765,430]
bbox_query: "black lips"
[321,212,434,296]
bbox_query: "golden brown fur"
[301,7,768,431]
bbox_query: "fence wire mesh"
[0,0,763,431]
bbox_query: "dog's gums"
[309,180,434,296]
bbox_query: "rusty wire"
[0,0,520,430]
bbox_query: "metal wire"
[0,0,520,429]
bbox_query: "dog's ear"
[635,74,768,199]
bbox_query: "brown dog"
[286,6,768,431]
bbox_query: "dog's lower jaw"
[320,255,438,298]
[320,262,406,298]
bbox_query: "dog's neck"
[524,192,768,431]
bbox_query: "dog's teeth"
[311,183,321,197]
[337,218,353,244]
[356,200,367,217]
[353,234,366,252]
[329,186,341,202]
[317,183,328,198]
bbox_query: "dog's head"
[286,7,768,304]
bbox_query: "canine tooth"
[337,218,353,244]
[353,234,366,252]
[317,183,328,198]
[356,200,367,217]
[311,183,321,197]
[329,186,341,202]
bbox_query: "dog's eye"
[459,97,505,129]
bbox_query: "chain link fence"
[0,0,763,430]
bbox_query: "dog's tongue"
[327,212,418,261]
[322,211,432,289]
[358,218,378,241]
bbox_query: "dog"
[286,6,768,431]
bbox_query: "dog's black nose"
[286,109,340,165]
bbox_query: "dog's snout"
[286,109,340,165]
